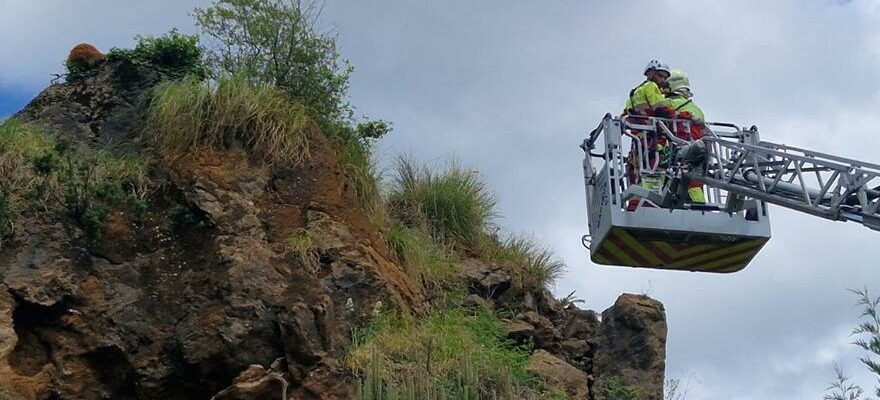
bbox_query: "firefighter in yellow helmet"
[665,69,706,203]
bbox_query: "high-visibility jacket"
[665,95,704,123]
[624,80,666,114]
[666,95,706,203]
[665,95,705,141]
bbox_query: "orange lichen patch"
[67,43,104,65]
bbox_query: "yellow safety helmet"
[667,69,691,93]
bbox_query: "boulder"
[210,364,288,400]
[527,350,590,399]
[505,321,537,344]
[592,294,667,400]
[460,258,511,299]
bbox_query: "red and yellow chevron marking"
[591,227,768,273]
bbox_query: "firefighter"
[665,69,706,203]
[624,60,671,210]
[623,60,671,115]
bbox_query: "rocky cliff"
[0,60,666,399]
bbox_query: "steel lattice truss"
[696,136,880,231]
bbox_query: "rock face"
[527,349,590,399]
[0,61,421,400]
[0,60,668,400]
[593,294,667,400]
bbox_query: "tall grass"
[347,307,535,400]
[0,120,56,199]
[385,223,461,294]
[337,135,381,212]
[387,157,497,249]
[145,76,314,165]
[486,235,566,292]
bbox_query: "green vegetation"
[347,307,537,400]
[485,235,565,292]
[194,0,352,127]
[287,228,319,272]
[823,288,880,400]
[602,376,640,400]
[385,223,461,294]
[30,141,150,243]
[145,76,313,165]
[107,29,207,79]
[0,120,56,200]
[388,157,497,250]
[0,119,150,243]
[193,0,389,210]
[65,59,101,80]
[384,156,564,292]
[0,188,14,241]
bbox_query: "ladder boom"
[695,134,880,231]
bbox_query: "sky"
[2,1,880,398]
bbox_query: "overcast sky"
[3,1,880,398]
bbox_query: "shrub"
[486,235,566,292]
[387,157,497,249]
[145,76,314,165]
[106,29,207,79]
[65,43,104,80]
[31,143,151,243]
[194,0,352,127]
[347,307,535,399]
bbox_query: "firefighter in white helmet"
[624,60,672,210]
[623,59,671,115]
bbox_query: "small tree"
[824,363,864,400]
[852,287,880,397]
[193,0,352,126]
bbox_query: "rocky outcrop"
[527,349,590,399]
[460,259,666,400]
[0,59,668,400]
[593,294,667,400]
[0,61,421,399]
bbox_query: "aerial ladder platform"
[581,114,880,273]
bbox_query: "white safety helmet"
[643,59,671,75]
[667,69,691,93]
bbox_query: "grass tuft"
[385,223,461,294]
[387,156,497,249]
[287,228,319,272]
[145,76,314,166]
[486,235,566,292]
[347,307,536,399]
[0,120,57,199]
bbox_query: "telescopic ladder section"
[696,135,880,231]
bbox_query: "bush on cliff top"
[107,29,207,79]
[194,0,352,128]
[146,76,314,165]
